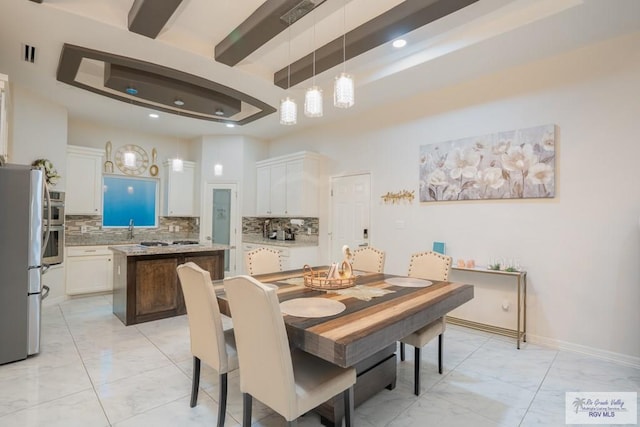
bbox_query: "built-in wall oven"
[43,191,64,265]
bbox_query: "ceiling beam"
[274,0,479,89]
[128,0,183,39]
[215,0,326,67]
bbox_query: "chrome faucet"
[263,219,271,238]
[128,219,135,239]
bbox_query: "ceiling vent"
[22,44,36,63]
[280,0,325,25]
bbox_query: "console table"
[448,266,527,349]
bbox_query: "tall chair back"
[245,247,282,275]
[407,251,452,281]
[351,246,385,273]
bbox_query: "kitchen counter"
[109,243,231,256]
[242,234,318,247]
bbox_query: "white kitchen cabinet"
[66,146,103,215]
[256,151,321,216]
[163,160,196,216]
[0,74,8,161]
[65,246,113,295]
[242,242,318,274]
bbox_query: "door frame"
[328,172,372,262]
[200,181,239,276]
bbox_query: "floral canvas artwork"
[419,124,556,202]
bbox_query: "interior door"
[330,173,371,262]
[201,183,238,276]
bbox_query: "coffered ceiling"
[1,0,639,140]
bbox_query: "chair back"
[177,262,231,373]
[223,275,296,416]
[351,246,385,273]
[245,247,282,275]
[408,251,452,281]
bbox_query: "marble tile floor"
[0,294,637,427]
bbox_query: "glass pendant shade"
[304,86,323,117]
[334,72,354,108]
[172,158,184,172]
[280,97,297,125]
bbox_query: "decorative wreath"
[32,158,60,186]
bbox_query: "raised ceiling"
[2,0,640,139]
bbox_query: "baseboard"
[527,334,640,369]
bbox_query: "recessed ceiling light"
[392,39,407,48]
[148,113,159,118]
[215,108,225,116]
[173,99,185,106]
[226,123,235,128]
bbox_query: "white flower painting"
[419,124,556,202]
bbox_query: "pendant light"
[304,9,323,117]
[280,18,297,125]
[334,0,354,108]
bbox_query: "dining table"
[214,266,474,427]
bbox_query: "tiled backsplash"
[242,217,319,236]
[66,215,199,246]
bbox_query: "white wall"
[268,32,640,364]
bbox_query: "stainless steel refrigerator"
[0,164,44,364]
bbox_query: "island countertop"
[109,243,231,256]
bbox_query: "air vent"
[22,44,36,63]
[281,0,325,25]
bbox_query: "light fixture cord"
[342,0,346,73]
[312,9,316,85]
[287,18,292,90]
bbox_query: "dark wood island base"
[111,245,225,326]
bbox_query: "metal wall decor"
[381,190,415,204]
[115,144,149,175]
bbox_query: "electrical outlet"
[169,225,174,232]
[81,225,88,233]
[175,225,180,232]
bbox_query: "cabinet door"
[165,163,195,216]
[185,253,224,280]
[66,150,102,214]
[269,163,287,215]
[285,160,304,215]
[135,258,179,315]
[66,254,112,295]
[256,166,271,215]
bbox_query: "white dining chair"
[351,246,385,273]
[245,247,282,275]
[401,251,452,395]
[223,275,356,427]
[177,262,239,427]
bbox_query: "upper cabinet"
[66,146,104,215]
[256,151,322,217]
[0,74,8,161]
[163,160,196,216]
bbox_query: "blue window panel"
[103,176,158,227]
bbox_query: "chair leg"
[414,347,421,396]
[217,373,228,427]
[438,333,443,374]
[344,386,355,427]
[190,357,201,408]
[242,393,252,427]
[400,342,405,361]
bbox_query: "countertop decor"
[32,158,60,186]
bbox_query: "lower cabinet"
[112,250,224,325]
[65,246,113,295]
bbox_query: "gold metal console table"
[447,266,527,349]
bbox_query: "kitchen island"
[110,243,228,325]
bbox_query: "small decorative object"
[432,241,445,254]
[115,144,149,175]
[466,259,476,268]
[104,141,114,173]
[487,259,501,271]
[31,158,60,186]
[419,124,556,202]
[149,148,159,176]
[381,190,415,204]
[303,265,356,290]
[457,259,466,268]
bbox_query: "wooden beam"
[274,0,479,88]
[128,0,183,39]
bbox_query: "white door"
[201,183,238,276]
[330,173,371,262]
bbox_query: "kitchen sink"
[172,240,199,245]
[139,241,169,247]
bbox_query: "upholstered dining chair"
[177,262,239,427]
[351,246,386,273]
[400,251,452,395]
[245,247,282,275]
[223,275,356,427]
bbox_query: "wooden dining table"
[214,267,474,426]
